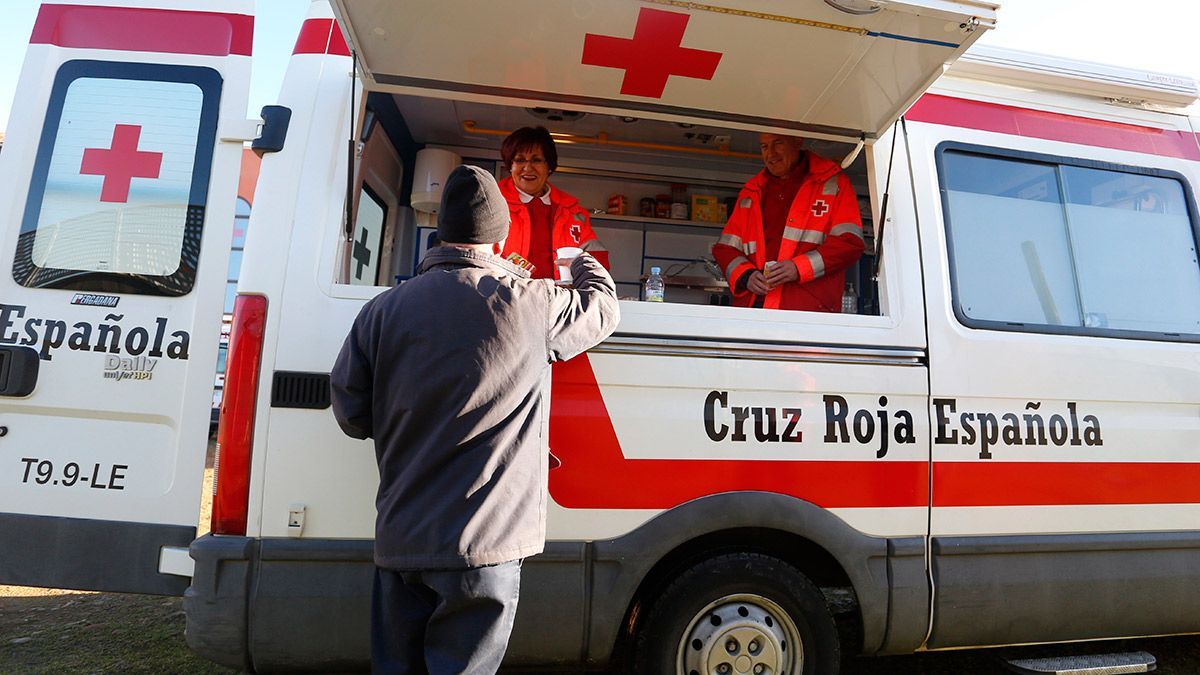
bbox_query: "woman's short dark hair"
[500,126,558,173]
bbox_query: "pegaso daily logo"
[104,354,157,381]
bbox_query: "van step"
[1004,651,1155,675]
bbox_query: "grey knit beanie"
[436,165,510,244]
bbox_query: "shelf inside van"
[591,213,726,230]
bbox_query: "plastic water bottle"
[842,282,857,314]
[645,267,665,302]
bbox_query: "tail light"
[211,294,267,535]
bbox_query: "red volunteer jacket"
[712,153,864,311]
[498,177,610,277]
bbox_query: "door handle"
[0,346,40,397]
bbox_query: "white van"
[4,1,1200,673]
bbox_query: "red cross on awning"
[581,7,722,99]
[80,124,163,203]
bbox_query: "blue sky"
[0,0,308,131]
[0,0,1197,132]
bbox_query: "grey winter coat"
[331,247,619,569]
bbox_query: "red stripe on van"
[548,354,929,509]
[907,94,1200,161]
[293,18,351,57]
[933,461,1200,507]
[30,5,253,57]
[548,355,1200,511]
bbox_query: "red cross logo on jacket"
[711,153,866,312]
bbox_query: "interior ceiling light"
[824,0,883,15]
[526,107,587,123]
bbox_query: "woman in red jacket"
[498,126,610,278]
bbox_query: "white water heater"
[410,148,461,213]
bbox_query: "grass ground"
[0,587,231,675]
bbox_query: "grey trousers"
[371,560,522,675]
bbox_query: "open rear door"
[0,1,252,595]
[331,0,995,141]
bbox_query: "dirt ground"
[0,586,231,675]
[5,447,1200,673]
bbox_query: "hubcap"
[677,593,802,675]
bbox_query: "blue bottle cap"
[651,266,661,275]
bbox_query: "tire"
[634,552,840,675]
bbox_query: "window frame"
[12,59,223,297]
[935,140,1200,343]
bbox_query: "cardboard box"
[691,194,720,222]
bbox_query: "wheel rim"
[676,593,803,675]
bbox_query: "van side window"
[938,147,1200,338]
[12,61,221,296]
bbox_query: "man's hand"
[554,252,584,268]
[746,270,772,295]
[763,259,799,287]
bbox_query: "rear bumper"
[0,513,194,595]
[185,535,256,671]
[185,534,602,672]
[185,533,373,672]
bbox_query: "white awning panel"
[331,0,996,140]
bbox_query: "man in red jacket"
[713,133,864,311]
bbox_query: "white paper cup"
[555,246,583,285]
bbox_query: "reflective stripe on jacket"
[712,152,864,311]
[498,177,610,275]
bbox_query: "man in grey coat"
[331,164,619,674]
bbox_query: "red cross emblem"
[80,124,163,203]
[581,8,722,99]
[811,200,830,217]
[569,224,582,244]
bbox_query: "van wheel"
[634,553,839,675]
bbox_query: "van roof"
[950,44,1200,109]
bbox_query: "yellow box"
[691,194,720,222]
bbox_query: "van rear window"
[12,60,221,296]
[938,145,1200,339]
